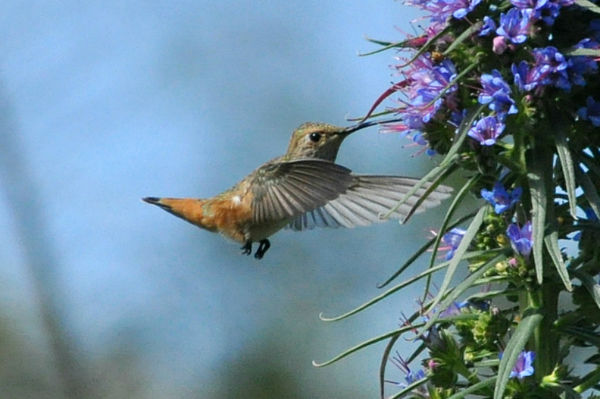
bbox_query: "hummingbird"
[143,121,452,259]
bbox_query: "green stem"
[530,282,559,380]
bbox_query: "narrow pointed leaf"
[379,333,401,399]
[387,375,431,399]
[544,231,572,291]
[420,251,503,334]
[382,104,483,221]
[565,47,600,57]
[421,207,486,322]
[576,165,600,220]
[556,131,578,219]
[528,147,550,284]
[402,162,458,222]
[494,310,543,399]
[312,324,423,367]
[447,377,496,399]
[320,262,449,322]
[376,211,478,288]
[443,21,483,55]
[573,269,600,309]
[424,177,479,298]
[575,0,600,14]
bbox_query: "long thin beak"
[342,117,404,135]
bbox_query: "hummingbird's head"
[285,122,353,161]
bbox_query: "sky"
[0,2,461,397]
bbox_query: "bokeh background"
[0,2,458,398]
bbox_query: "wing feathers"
[251,159,353,223]
[288,175,452,231]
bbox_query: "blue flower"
[532,46,571,90]
[479,16,497,36]
[468,116,506,146]
[496,8,533,44]
[578,96,600,127]
[481,182,523,214]
[510,0,548,9]
[507,221,533,257]
[389,352,428,393]
[510,351,535,379]
[441,228,466,260]
[439,301,468,318]
[478,70,518,117]
[512,61,545,91]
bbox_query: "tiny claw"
[241,241,252,256]
[254,239,271,259]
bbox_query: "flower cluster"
[318,0,600,397]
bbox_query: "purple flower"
[478,70,518,117]
[507,221,533,257]
[481,182,523,214]
[405,0,482,31]
[441,228,466,260]
[496,8,533,44]
[479,16,497,36]
[578,96,600,127]
[468,116,506,146]
[510,351,535,379]
[388,55,458,153]
[532,46,571,90]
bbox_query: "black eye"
[309,132,322,142]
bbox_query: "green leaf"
[379,333,401,399]
[421,206,486,324]
[381,104,484,222]
[312,323,423,367]
[401,162,458,223]
[528,146,551,284]
[575,0,600,14]
[320,261,449,322]
[573,269,600,309]
[376,213,476,288]
[443,21,483,55]
[420,250,503,335]
[559,326,600,346]
[544,231,572,291]
[394,26,451,67]
[387,375,431,399]
[555,131,578,219]
[423,176,479,297]
[447,377,496,399]
[565,47,600,57]
[494,310,543,399]
[576,165,600,220]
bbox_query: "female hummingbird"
[143,121,452,259]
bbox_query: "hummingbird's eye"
[309,132,322,142]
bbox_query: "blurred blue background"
[0,2,454,398]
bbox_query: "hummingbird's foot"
[254,239,271,259]
[241,241,252,256]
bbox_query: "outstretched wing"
[251,159,353,224]
[287,176,452,230]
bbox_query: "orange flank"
[142,193,254,244]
